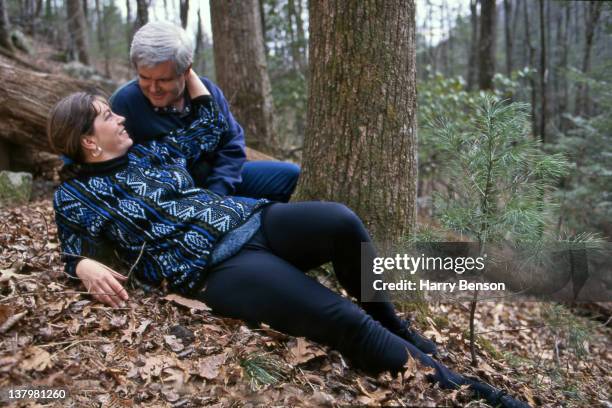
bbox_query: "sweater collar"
[62,154,129,179]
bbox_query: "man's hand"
[75,258,129,308]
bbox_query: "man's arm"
[200,77,247,196]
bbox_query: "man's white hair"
[130,21,194,74]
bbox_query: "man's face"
[137,60,187,108]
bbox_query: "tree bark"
[179,0,189,29]
[194,8,205,73]
[210,0,278,156]
[538,0,546,143]
[523,0,537,137]
[575,1,602,116]
[0,0,14,53]
[94,0,110,78]
[0,57,114,154]
[503,0,513,77]
[467,0,478,91]
[559,3,569,129]
[66,0,90,65]
[0,57,265,175]
[134,0,148,31]
[478,0,496,90]
[297,0,418,242]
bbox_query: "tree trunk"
[258,0,268,56]
[287,0,302,71]
[295,0,306,71]
[179,0,189,29]
[538,0,546,143]
[559,3,569,129]
[503,0,513,77]
[134,0,148,31]
[478,0,496,90]
[194,8,205,73]
[575,1,602,116]
[0,57,114,154]
[297,0,418,242]
[94,0,110,77]
[210,0,278,156]
[0,57,265,175]
[125,0,132,60]
[524,0,537,137]
[467,0,478,91]
[0,0,14,53]
[66,0,90,65]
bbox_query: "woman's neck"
[84,150,127,164]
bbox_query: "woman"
[48,71,528,408]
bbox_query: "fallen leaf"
[110,314,127,328]
[197,353,227,380]
[163,294,211,311]
[0,310,27,333]
[288,337,327,365]
[164,335,184,352]
[0,304,12,325]
[20,346,52,372]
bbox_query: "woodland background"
[0,0,610,407]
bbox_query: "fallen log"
[0,57,275,178]
[0,56,115,154]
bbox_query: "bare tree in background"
[503,0,513,77]
[298,0,418,242]
[126,0,133,49]
[94,0,110,77]
[194,7,206,74]
[538,0,547,142]
[478,0,496,90]
[0,0,14,53]
[466,0,478,91]
[66,0,90,65]
[523,0,536,137]
[179,0,189,29]
[210,0,277,155]
[575,1,602,117]
[135,0,148,31]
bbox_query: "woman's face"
[87,100,133,159]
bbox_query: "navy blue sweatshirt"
[110,77,246,197]
[54,96,268,294]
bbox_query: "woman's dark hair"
[47,92,105,163]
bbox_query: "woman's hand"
[75,258,129,308]
[186,69,211,98]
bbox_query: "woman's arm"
[151,72,227,165]
[186,69,210,98]
[54,189,128,308]
[76,259,129,308]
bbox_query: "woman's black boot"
[396,319,438,355]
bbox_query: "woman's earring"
[91,146,102,158]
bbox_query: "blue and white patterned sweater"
[53,96,269,294]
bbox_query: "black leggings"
[194,202,473,388]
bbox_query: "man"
[111,21,299,202]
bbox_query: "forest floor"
[0,184,610,407]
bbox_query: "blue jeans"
[235,161,300,203]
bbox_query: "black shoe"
[396,319,438,355]
[488,389,531,408]
[466,377,531,408]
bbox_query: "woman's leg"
[260,201,405,334]
[195,238,463,385]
